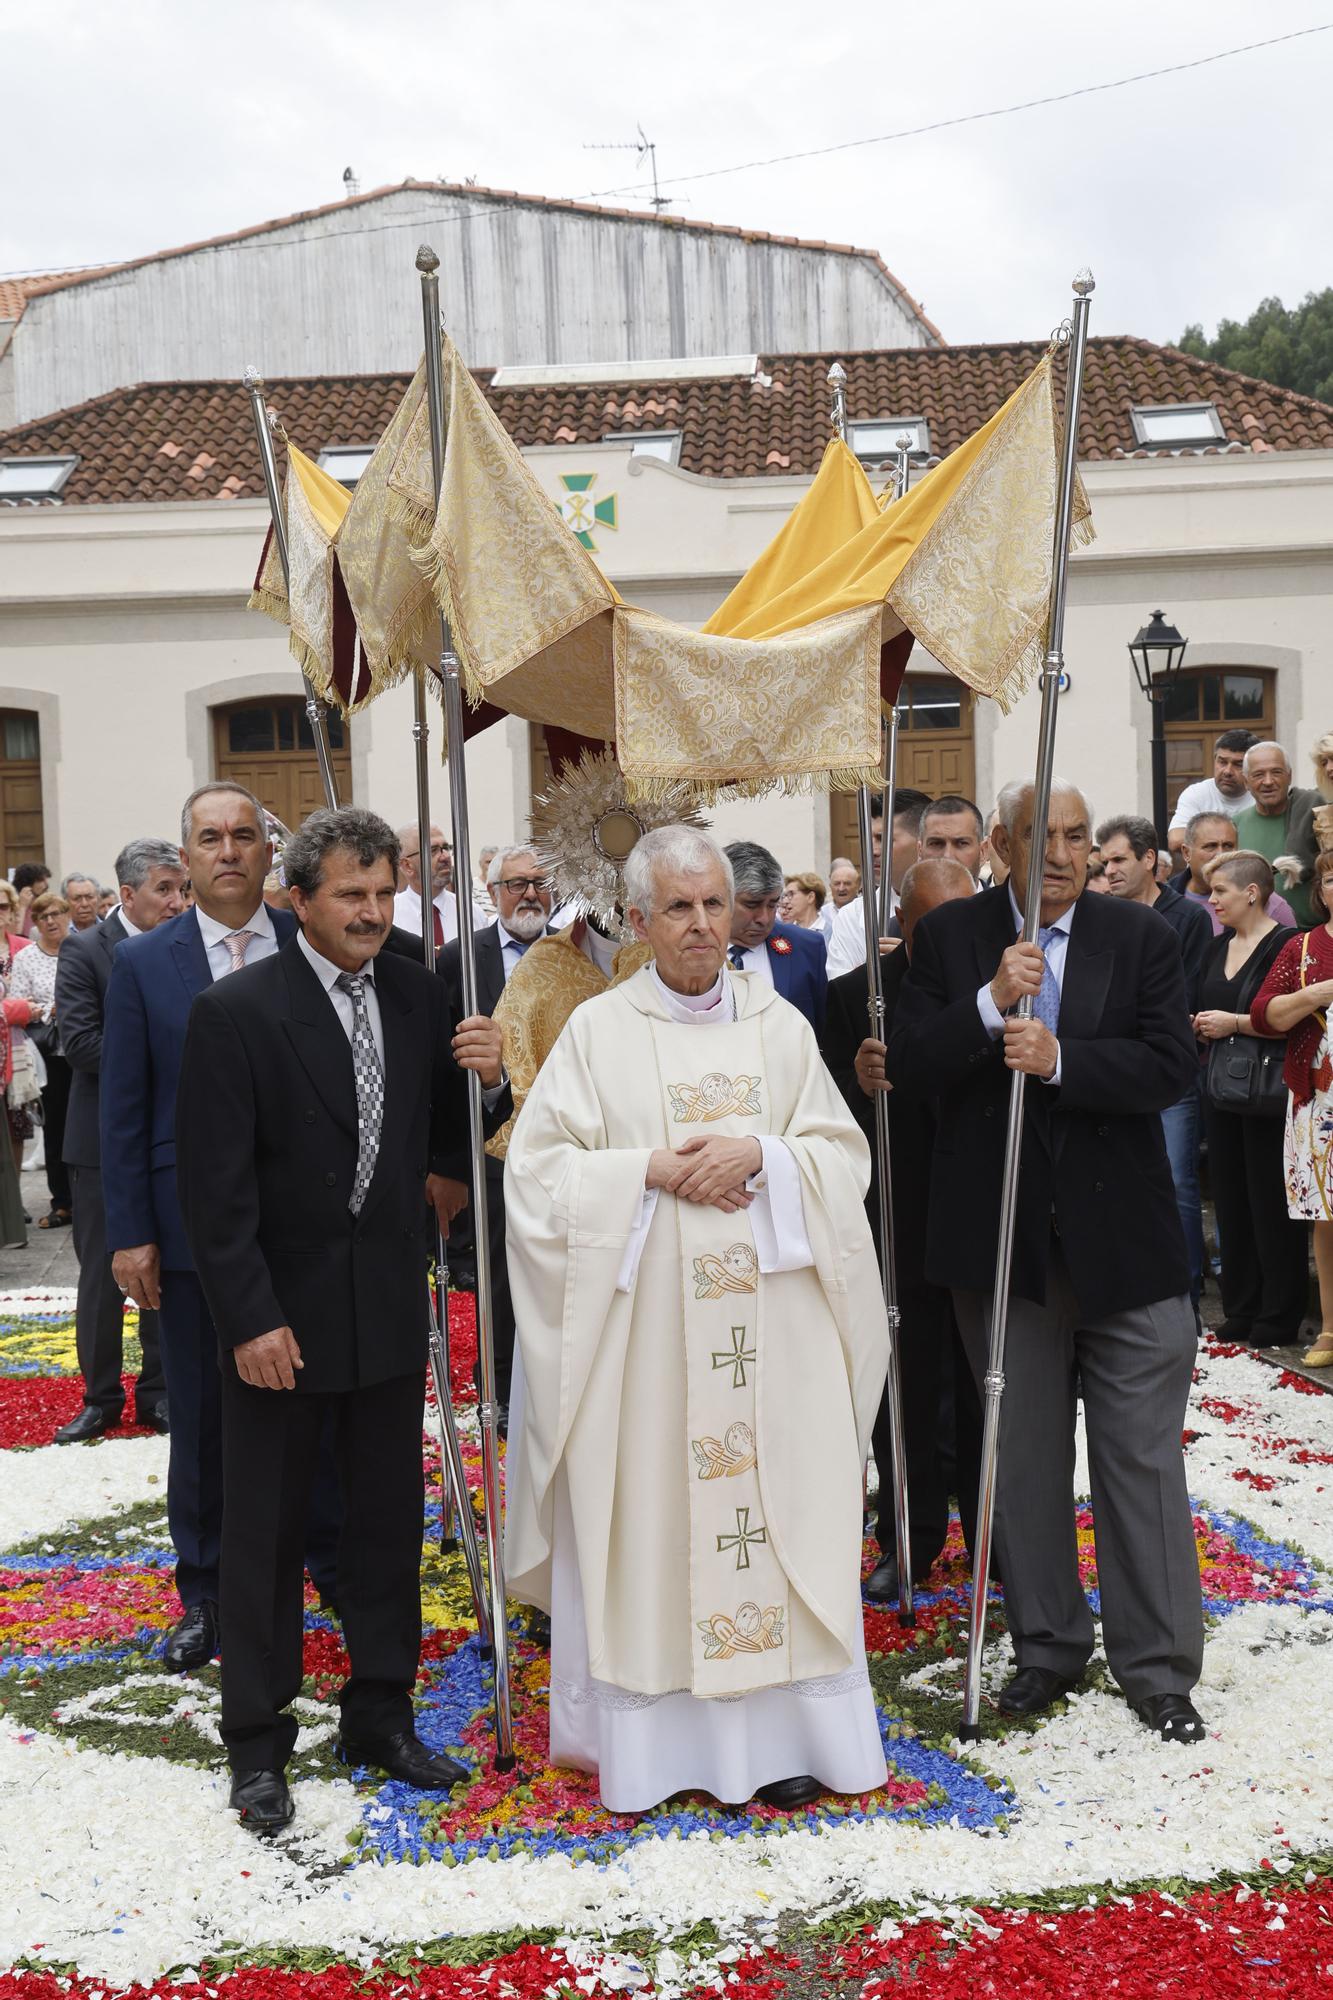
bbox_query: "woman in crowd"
[0,879,37,1187]
[780,870,832,939]
[7,890,73,1228]
[1251,846,1333,1366]
[1193,852,1303,1345]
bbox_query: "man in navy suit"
[102,781,339,1671]
[722,841,828,1032]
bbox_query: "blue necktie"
[728,945,746,971]
[1033,925,1062,1034]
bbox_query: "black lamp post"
[1129,610,1189,846]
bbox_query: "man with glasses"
[435,848,555,1426]
[394,822,482,953]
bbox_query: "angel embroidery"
[693,1242,759,1299]
[669,1071,763,1124]
[697,1601,785,1660]
[691,1420,757,1480]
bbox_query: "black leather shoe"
[527,1609,551,1649]
[163,1600,220,1672]
[1214,1318,1252,1341]
[1133,1691,1207,1744]
[132,1399,170,1434]
[996,1665,1084,1716]
[230,1768,294,1833]
[862,1555,933,1604]
[337,1728,469,1790]
[756,1775,823,1809]
[54,1405,116,1445]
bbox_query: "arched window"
[212,697,350,832]
[1158,668,1276,815]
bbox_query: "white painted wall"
[2,446,1330,881]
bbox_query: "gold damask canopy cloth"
[247,333,1092,788]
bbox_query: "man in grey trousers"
[887,778,1206,1744]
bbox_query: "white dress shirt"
[496,920,539,984]
[393,883,486,945]
[297,931,386,1067]
[118,909,142,938]
[975,886,1074,1086]
[728,938,774,987]
[195,900,278,983]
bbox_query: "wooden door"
[0,710,45,873]
[213,698,351,832]
[1158,668,1275,816]
[829,674,976,859]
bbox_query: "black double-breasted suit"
[887,886,1205,1702]
[176,936,509,1772]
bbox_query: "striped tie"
[223,930,255,974]
[335,972,384,1213]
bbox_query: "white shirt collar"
[297,928,377,992]
[196,900,276,951]
[650,963,735,1023]
[1007,885,1075,939]
[118,908,141,938]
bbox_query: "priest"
[504,826,890,1813]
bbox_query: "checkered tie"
[728,944,746,971]
[335,972,384,1214]
[223,929,255,974]
[1033,925,1063,1035]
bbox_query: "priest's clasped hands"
[646,1134,764,1213]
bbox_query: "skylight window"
[0,456,77,500]
[604,430,682,465]
[1130,403,1226,448]
[316,445,375,487]
[849,418,930,463]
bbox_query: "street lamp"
[1128,610,1189,845]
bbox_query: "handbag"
[25,1013,60,1060]
[1205,939,1289,1118]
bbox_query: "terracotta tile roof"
[2,337,1331,507]
[0,269,109,323]
[18,180,941,341]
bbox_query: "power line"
[3,21,1328,281]
[580,22,1333,201]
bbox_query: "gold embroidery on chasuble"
[647,1012,789,1696]
[669,1072,763,1124]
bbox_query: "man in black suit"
[435,845,553,1420]
[53,838,185,1443]
[176,807,509,1833]
[821,858,981,1602]
[887,779,1207,1745]
[102,783,339,1672]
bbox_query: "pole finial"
[827,360,847,387]
[895,432,914,452]
[1072,268,1095,296]
[416,244,441,275]
[244,365,264,392]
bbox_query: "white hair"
[1243,740,1289,774]
[486,845,540,888]
[624,826,733,919]
[994,777,1091,836]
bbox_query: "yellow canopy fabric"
[248,442,356,710]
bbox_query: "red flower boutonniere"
[771,937,793,955]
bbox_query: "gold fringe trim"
[384,486,436,548]
[622,761,885,807]
[247,584,290,627]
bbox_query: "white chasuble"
[504,966,890,1809]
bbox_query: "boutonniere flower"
[771,936,793,955]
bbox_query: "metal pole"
[418,244,515,1768]
[960,271,1095,1740]
[876,435,912,934]
[243,368,341,811]
[1150,693,1169,849]
[829,363,914,1627]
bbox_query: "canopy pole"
[876,434,913,937]
[960,270,1094,1741]
[829,363,914,1629]
[417,244,515,1768]
[242,368,340,810]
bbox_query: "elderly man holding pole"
[504,825,890,1813]
[887,779,1207,1745]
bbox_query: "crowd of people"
[1,714,1330,1831]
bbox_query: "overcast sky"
[6,0,1329,348]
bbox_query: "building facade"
[2,337,1331,882]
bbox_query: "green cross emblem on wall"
[559,472,619,551]
[712,1326,756,1389]
[716,1506,767,1572]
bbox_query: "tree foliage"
[1178,290,1333,406]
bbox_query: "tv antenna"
[583,125,675,211]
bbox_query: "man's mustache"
[346,920,386,937]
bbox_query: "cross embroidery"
[716,1506,767,1572]
[711,1325,756,1389]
